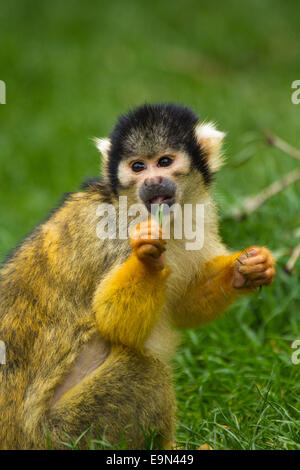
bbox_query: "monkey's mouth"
[149,195,173,204]
[145,195,176,212]
[139,177,177,213]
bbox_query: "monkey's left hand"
[232,246,275,289]
[130,219,166,272]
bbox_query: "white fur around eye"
[118,161,135,186]
[118,152,191,187]
[172,152,191,175]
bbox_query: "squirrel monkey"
[0,103,275,449]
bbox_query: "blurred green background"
[0,0,299,449]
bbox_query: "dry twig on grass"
[265,132,300,162]
[284,244,300,274]
[227,169,300,220]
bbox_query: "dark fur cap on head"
[95,103,225,193]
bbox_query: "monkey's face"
[95,104,226,211]
[117,151,191,212]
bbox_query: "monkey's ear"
[93,137,111,163]
[195,122,226,172]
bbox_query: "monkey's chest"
[144,243,204,362]
[165,240,204,294]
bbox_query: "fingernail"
[248,248,258,256]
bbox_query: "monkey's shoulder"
[80,177,112,202]
[1,178,112,270]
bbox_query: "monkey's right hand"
[130,219,166,271]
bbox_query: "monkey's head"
[95,103,225,211]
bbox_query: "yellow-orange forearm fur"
[94,254,169,351]
[173,252,253,329]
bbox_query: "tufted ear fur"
[93,137,111,178]
[195,122,226,172]
[94,137,111,163]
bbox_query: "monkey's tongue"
[149,196,167,204]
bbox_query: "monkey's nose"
[144,177,163,187]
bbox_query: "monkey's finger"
[238,254,268,267]
[132,237,166,251]
[136,244,161,260]
[139,228,162,240]
[130,225,163,242]
[256,267,275,281]
[147,225,165,240]
[238,262,269,275]
[130,224,164,240]
[241,269,272,281]
[244,247,275,263]
[246,268,275,286]
[144,218,166,238]
[137,218,161,231]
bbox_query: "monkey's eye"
[131,161,147,173]
[157,156,173,167]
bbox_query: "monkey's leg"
[94,219,170,350]
[21,344,175,450]
[173,246,275,329]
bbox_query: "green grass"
[0,0,300,450]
